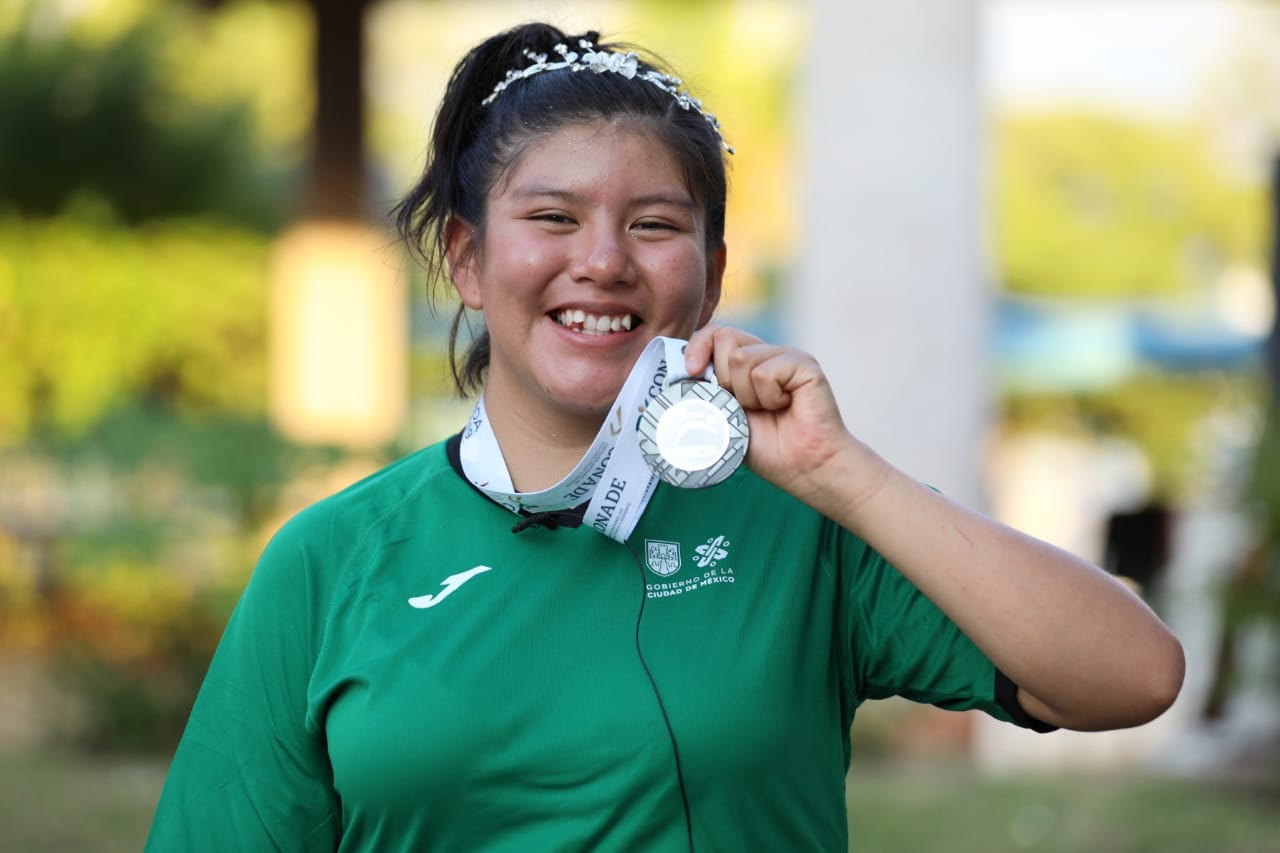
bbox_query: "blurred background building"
[1,0,1279,846]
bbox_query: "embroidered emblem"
[694,535,729,569]
[645,540,682,576]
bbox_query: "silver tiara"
[481,39,734,154]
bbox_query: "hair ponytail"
[394,25,578,394]
[396,24,572,274]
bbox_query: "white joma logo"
[408,565,493,609]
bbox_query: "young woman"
[146,22,1184,852]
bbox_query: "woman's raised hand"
[683,325,890,512]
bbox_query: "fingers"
[687,326,818,412]
[684,324,742,377]
[685,326,764,402]
[723,346,802,411]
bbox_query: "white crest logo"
[695,535,730,568]
[645,540,682,576]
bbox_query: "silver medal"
[638,379,749,488]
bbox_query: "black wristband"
[994,670,1058,733]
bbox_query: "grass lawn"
[846,761,1280,852]
[0,751,1276,851]
[0,751,168,853]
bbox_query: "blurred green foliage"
[1216,403,1280,678]
[0,213,352,750]
[0,2,348,752]
[1002,370,1260,503]
[997,113,1264,297]
[0,8,294,229]
[49,558,242,753]
[994,110,1266,502]
[0,217,271,443]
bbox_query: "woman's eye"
[635,220,678,232]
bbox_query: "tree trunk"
[305,0,369,220]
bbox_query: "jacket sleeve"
[145,509,343,852]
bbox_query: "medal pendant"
[638,379,749,488]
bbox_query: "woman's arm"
[687,326,1184,731]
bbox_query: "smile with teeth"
[553,309,636,336]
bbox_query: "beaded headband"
[481,39,734,154]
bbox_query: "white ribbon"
[459,336,703,542]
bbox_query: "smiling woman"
[144,20,1184,853]
[447,121,723,469]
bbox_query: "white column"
[794,0,988,509]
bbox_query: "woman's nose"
[570,228,635,286]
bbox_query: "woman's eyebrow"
[510,185,694,211]
[631,194,696,212]
[509,185,579,202]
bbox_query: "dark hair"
[393,22,730,395]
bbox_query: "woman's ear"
[445,217,483,310]
[696,244,727,328]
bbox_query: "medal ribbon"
[459,336,705,542]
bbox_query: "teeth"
[556,310,636,334]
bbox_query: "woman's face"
[450,120,725,424]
